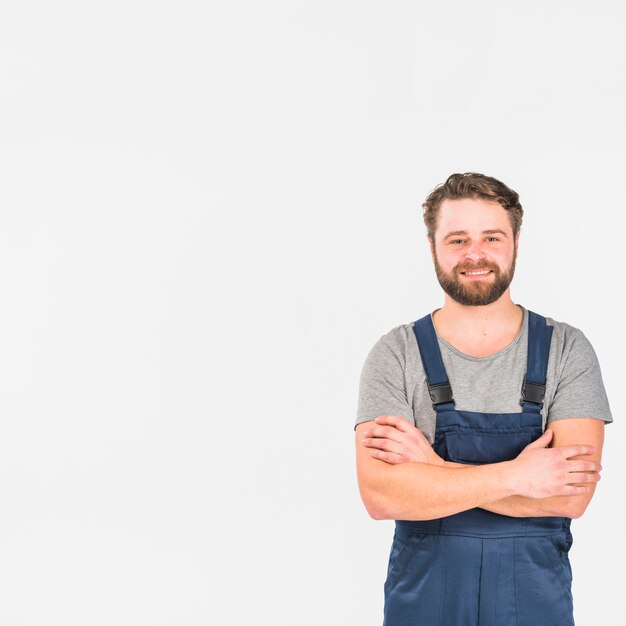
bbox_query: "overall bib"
[383,311,574,626]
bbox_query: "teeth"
[465,270,490,275]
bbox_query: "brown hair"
[422,172,523,239]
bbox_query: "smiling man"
[354,173,612,626]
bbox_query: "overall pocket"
[385,531,426,588]
[445,431,533,464]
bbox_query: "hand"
[511,429,601,499]
[361,415,445,466]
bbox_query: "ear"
[514,228,521,252]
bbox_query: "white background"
[0,1,623,624]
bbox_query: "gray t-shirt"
[356,307,612,443]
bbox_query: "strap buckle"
[427,382,454,409]
[521,380,546,407]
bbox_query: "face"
[430,198,519,306]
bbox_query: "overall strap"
[412,315,455,411]
[521,311,554,413]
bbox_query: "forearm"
[360,459,517,521]
[481,495,571,517]
[481,478,599,518]
[442,459,591,518]
[356,420,600,521]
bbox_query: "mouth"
[460,269,493,277]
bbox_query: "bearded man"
[354,172,612,626]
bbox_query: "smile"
[461,270,492,276]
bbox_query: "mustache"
[454,261,500,274]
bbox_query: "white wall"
[0,1,622,624]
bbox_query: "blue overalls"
[383,311,574,626]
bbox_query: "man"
[354,173,612,626]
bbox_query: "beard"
[433,253,516,306]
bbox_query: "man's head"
[423,173,523,306]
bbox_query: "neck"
[432,291,524,357]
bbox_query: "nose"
[464,241,487,263]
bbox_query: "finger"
[568,477,601,488]
[560,445,597,459]
[567,460,600,473]
[559,484,591,496]
[375,415,414,433]
[526,429,553,449]
[566,471,601,484]
[362,437,404,455]
[368,449,408,465]
[375,416,433,447]
[366,425,406,443]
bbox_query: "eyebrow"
[443,229,509,239]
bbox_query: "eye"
[486,237,499,242]
[450,239,465,245]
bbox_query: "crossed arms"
[355,416,604,521]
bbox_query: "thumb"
[525,428,553,450]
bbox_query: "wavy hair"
[422,173,523,239]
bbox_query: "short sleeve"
[355,332,415,430]
[547,329,612,424]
